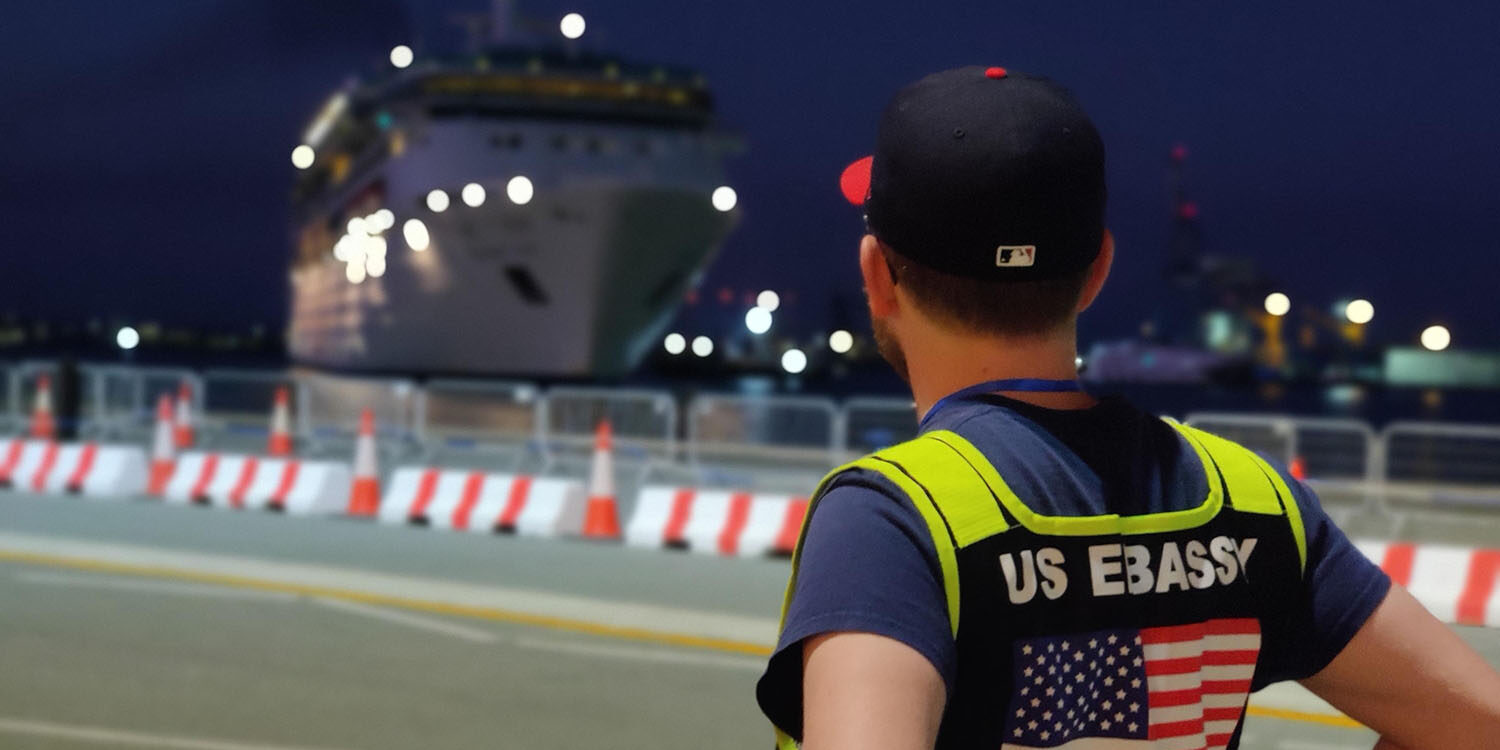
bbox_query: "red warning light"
[985,67,1008,79]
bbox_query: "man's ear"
[860,235,900,318]
[1075,229,1114,314]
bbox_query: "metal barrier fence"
[541,386,677,463]
[1183,412,1378,480]
[1383,423,1500,509]
[199,368,302,451]
[687,394,842,474]
[842,397,917,458]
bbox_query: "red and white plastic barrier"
[378,467,586,537]
[0,439,147,498]
[1355,540,1500,627]
[624,486,808,558]
[161,452,351,515]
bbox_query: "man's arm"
[1299,584,1500,749]
[802,631,946,750]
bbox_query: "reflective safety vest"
[771,421,1308,750]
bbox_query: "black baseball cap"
[840,66,1106,281]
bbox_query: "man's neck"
[907,327,1094,422]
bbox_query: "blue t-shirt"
[757,393,1390,716]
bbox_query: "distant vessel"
[287,3,739,376]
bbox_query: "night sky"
[4,1,1499,351]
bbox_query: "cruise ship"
[287,7,740,377]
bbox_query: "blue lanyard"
[918,378,1083,431]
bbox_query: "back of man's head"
[841,66,1107,337]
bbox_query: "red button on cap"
[985,66,1007,79]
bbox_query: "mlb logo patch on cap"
[995,245,1036,268]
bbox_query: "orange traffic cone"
[581,419,622,540]
[1289,455,1308,482]
[173,381,195,449]
[29,375,56,440]
[347,408,380,517]
[148,393,176,496]
[268,386,293,456]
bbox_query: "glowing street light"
[115,326,140,350]
[692,336,714,357]
[290,144,315,169]
[506,175,534,205]
[745,306,772,335]
[426,189,450,213]
[1421,325,1451,352]
[402,218,430,251]
[757,290,780,312]
[560,12,586,39]
[461,182,486,207]
[781,348,808,374]
[389,45,414,69]
[1345,299,1374,325]
[663,333,686,355]
[1264,292,1291,317]
[712,186,738,212]
[829,330,854,354]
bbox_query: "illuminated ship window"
[504,266,549,306]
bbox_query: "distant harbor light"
[372,208,395,232]
[745,307,772,335]
[692,336,714,357]
[1345,298,1375,325]
[116,326,140,351]
[829,330,853,354]
[347,217,367,236]
[560,13,586,40]
[664,333,686,355]
[712,186,737,212]
[781,348,808,374]
[756,290,780,312]
[1263,292,1291,317]
[426,189,450,213]
[1421,325,1451,352]
[389,45,414,69]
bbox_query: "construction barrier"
[161,452,352,515]
[0,439,147,498]
[1355,540,1500,627]
[624,486,808,557]
[377,467,587,537]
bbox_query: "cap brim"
[839,155,873,205]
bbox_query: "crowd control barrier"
[0,438,147,497]
[378,467,585,537]
[624,485,807,557]
[160,452,351,515]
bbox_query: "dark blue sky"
[4,1,1498,350]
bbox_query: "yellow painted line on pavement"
[0,547,1366,732]
[0,548,773,657]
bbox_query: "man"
[755,66,1500,749]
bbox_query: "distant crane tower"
[1165,143,1205,289]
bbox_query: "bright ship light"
[372,208,395,232]
[829,330,853,354]
[346,262,367,284]
[115,326,140,350]
[389,45,414,69]
[560,13,586,40]
[347,217,367,236]
[291,144,315,169]
[712,186,737,212]
[426,189,450,213]
[1421,325,1451,352]
[507,175,534,205]
[664,333,686,355]
[781,348,807,374]
[403,219,430,251]
[756,290,780,312]
[745,307,772,335]
[692,336,714,357]
[461,183,486,207]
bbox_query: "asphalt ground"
[3,491,1497,749]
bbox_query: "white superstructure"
[288,39,739,376]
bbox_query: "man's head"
[841,66,1112,380]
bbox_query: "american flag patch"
[1002,618,1261,749]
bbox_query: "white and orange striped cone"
[29,375,56,440]
[173,381,195,449]
[147,393,176,496]
[346,408,380,517]
[267,386,293,456]
[581,419,622,540]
